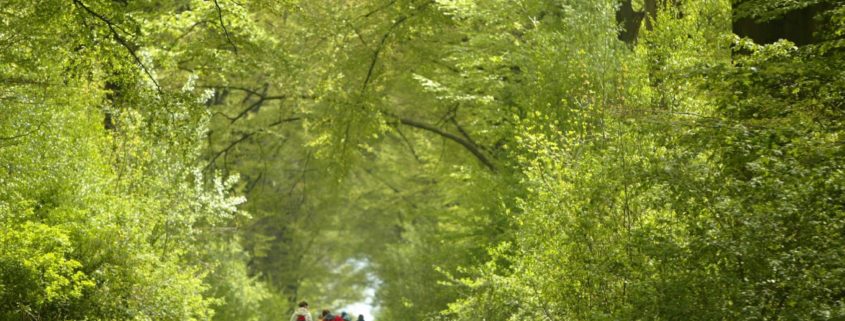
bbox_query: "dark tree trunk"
[617,0,682,44]
[617,0,645,44]
[644,0,658,30]
[104,81,119,131]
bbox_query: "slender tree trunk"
[644,0,657,31]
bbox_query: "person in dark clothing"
[321,309,342,321]
[357,315,365,321]
[320,309,331,321]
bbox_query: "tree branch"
[205,117,301,171]
[398,117,496,172]
[213,0,239,54]
[228,95,303,123]
[268,116,302,127]
[393,126,422,163]
[1,124,40,145]
[362,15,408,93]
[450,116,487,152]
[205,132,253,171]
[199,85,262,96]
[244,171,264,195]
[72,0,162,93]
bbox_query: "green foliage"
[3,0,844,321]
[431,1,845,321]
[1,1,276,320]
[732,0,828,22]
[0,223,94,313]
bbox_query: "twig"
[0,132,33,141]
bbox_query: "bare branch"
[393,126,422,163]
[347,22,371,48]
[205,117,301,171]
[363,168,401,193]
[205,132,254,171]
[229,85,272,123]
[268,116,302,127]
[227,95,288,123]
[362,15,408,93]
[213,0,239,54]
[244,171,264,195]
[72,0,162,93]
[203,84,315,123]
[450,116,487,152]
[398,117,496,172]
[360,1,434,93]
[199,85,263,96]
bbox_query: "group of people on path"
[290,301,365,321]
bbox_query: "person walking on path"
[322,310,345,321]
[320,309,334,321]
[290,301,313,321]
[357,315,365,321]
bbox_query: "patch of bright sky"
[340,259,379,321]
[341,286,376,321]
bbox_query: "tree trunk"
[616,0,645,44]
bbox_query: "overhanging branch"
[398,117,496,172]
[212,0,239,54]
[72,0,162,93]
[361,15,408,93]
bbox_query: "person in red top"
[290,301,312,321]
[319,309,344,321]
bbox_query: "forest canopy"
[1,0,844,320]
